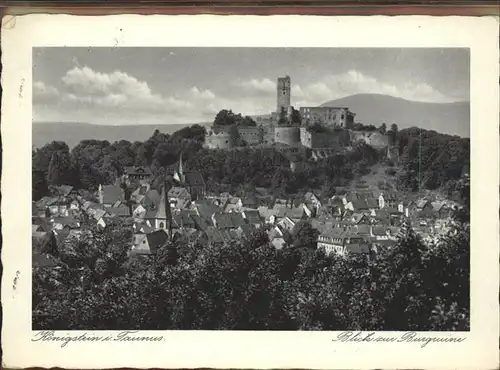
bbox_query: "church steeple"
[156,180,173,240]
[178,152,185,184]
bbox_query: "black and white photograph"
[30,46,471,331]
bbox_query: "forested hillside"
[33,124,470,203]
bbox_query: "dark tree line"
[32,124,469,202]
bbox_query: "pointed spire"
[164,180,173,240]
[178,152,185,184]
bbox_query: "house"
[191,214,213,231]
[268,226,286,250]
[52,184,75,198]
[432,201,453,219]
[133,222,153,234]
[280,206,305,222]
[212,212,246,230]
[125,166,153,182]
[414,200,435,220]
[415,199,433,212]
[397,200,413,217]
[223,197,242,212]
[130,229,169,256]
[258,206,278,224]
[106,206,131,218]
[242,197,259,210]
[317,228,347,256]
[173,211,196,230]
[93,209,108,228]
[347,212,370,226]
[98,184,124,208]
[32,202,46,219]
[32,224,44,233]
[51,217,81,231]
[277,216,295,232]
[310,220,334,234]
[140,189,161,210]
[37,197,60,215]
[242,210,263,228]
[168,187,191,203]
[352,224,371,241]
[130,183,150,204]
[194,204,221,221]
[132,204,147,219]
[350,199,377,213]
[370,226,396,242]
[380,191,400,208]
[304,192,322,208]
[237,224,254,239]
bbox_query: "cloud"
[294,70,455,105]
[35,66,458,126]
[33,81,59,102]
[233,78,275,96]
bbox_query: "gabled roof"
[52,216,80,229]
[320,227,347,240]
[213,212,235,229]
[243,210,262,224]
[242,196,258,208]
[145,230,169,254]
[168,187,191,200]
[144,189,161,208]
[107,206,131,217]
[173,211,196,228]
[93,209,107,221]
[431,201,448,212]
[191,214,212,231]
[416,199,431,209]
[351,213,367,225]
[37,197,59,208]
[352,199,370,210]
[101,185,124,204]
[230,213,246,228]
[258,206,275,220]
[196,204,221,220]
[283,206,304,220]
[354,224,371,235]
[224,203,241,213]
[372,226,387,236]
[53,185,74,197]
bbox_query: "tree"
[291,109,302,125]
[33,169,49,201]
[379,122,387,134]
[291,221,320,250]
[47,150,74,186]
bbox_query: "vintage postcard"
[1,14,499,369]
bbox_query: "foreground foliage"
[33,206,469,331]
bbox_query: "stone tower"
[276,75,291,114]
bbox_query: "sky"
[33,47,470,126]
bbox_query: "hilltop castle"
[205,76,393,154]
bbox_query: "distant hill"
[321,93,470,138]
[32,122,211,149]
